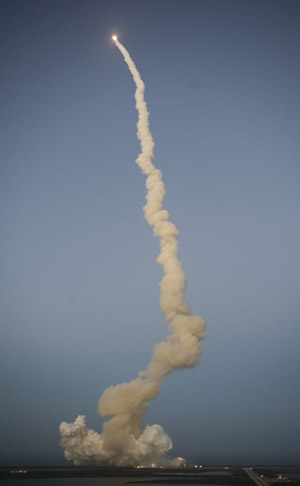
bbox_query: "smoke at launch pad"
[59,37,206,467]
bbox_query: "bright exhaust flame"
[112,35,117,41]
[59,37,206,468]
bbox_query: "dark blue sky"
[1,0,299,465]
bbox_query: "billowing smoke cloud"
[60,37,206,467]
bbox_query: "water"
[152,472,232,477]
[0,479,131,486]
[0,480,226,486]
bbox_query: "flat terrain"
[0,465,299,486]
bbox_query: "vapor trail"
[59,37,206,467]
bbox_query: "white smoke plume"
[59,37,206,467]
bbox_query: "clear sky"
[1,0,299,466]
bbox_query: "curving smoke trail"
[59,37,206,467]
